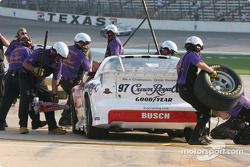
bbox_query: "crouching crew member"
[19,42,68,134]
[211,94,250,145]
[58,33,91,126]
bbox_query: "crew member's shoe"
[0,123,5,131]
[188,135,212,145]
[59,118,72,126]
[32,121,47,129]
[48,127,67,135]
[20,127,29,134]
[188,125,211,145]
[3,120,8,127]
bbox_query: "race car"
[100,23,133,37]
[71,55,198,139]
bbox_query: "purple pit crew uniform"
[105,37,124,57]
[19,48,61,130]
[59,45,90,125]
[176,51,211,140]
[5,40,21,58]
[0,46,42,129]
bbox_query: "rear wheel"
[84,96,108,139]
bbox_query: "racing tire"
[194,64,243,111]
[84,96,108,139]
[71,94,81,134]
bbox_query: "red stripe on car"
[108,110,196,124]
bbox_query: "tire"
[71,94,80,134]
[84,96,108,139]
[194,64,243,111]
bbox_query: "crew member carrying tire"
[176,36,217,145]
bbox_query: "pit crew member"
[58,33,91,126]
[19,42,68,134]
[176,36,217,145]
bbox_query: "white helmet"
[52,42,69,58]
[105,24,119,34]
[74,33,91,43]
[185,36,203,48]
[160,40,178,53]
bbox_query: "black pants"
[0,71,19,124]
[0,62,5,103]
[59,79,77,121]
[19,70,57,130]
[0,71,42,126]
[238,107,250,123]
[178,86,210,127]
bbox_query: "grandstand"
[0,0,250,22]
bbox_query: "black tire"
[84,96,108,139]
[194,64,243,111]
[71,94,81,134]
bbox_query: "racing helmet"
[74,33,91,43]
[52,42,69,58]
[185,36,203,52]
[160,40,178,55]
[105,24,119,34]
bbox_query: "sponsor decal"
[135,96,172,103]
[47,12,106,26]
[118,83,177,95]
[141,112,170,119]
[103,88,112,94]
[131,83,177,95]
[108,110,196,123]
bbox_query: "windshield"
[102,56,178,72]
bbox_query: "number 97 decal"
[118,84,130,92]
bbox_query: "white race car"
[71,55,197,139]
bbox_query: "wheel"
[84,96,108,139]
[194,64,243,110]
[71,94,80,134]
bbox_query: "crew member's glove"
[33,67,45,77]
[52,94,59,103]
[209,71,218,81]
